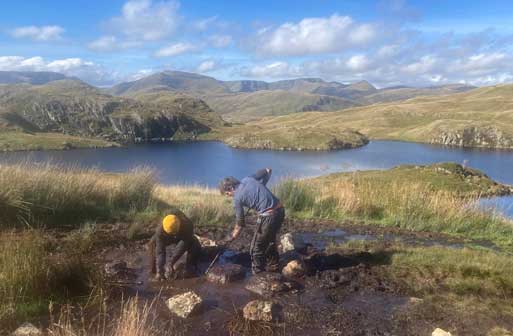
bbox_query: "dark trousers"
[250,207,285,273]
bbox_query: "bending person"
[219,168,285,274]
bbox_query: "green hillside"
[0,79,224,151]
[204,90,359,122]
[212,83,513,149]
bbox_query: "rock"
[166,291,203,318]
[206,263,246,284]
[280,233,306,253]
[243,300,282,322]
[12,323,42,336]
[104,261,127,276]
[245,272,300,297]
[408,297,423,305]
[432,328,452,336]
[282,260,306,278]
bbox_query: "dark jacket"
[151,211,196,274]
[233,169,280,227]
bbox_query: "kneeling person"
[149,211,201,280]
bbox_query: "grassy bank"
[330,241,513,335]
[208,83,513,150]
[274,165,513,250]
[0,131,119,152]
[0,163,156,228]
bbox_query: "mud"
[74,218,511,335]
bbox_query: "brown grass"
[0,163,156,228]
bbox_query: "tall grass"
[275,179,513,249]
[0,163,156,228]
[155,185,233,228]
[0,231,95,327]
[48,296,175,336]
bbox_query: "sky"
[1,0,513,87]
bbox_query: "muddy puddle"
[296,225,501,252]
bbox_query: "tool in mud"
[204,207,252,275]
[205,242,229,275]
[105,280,144,286]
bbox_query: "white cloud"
[193,16,218,31]
[0,56,114,85]
[208,34,232,48]
[240,61,301,78]
[88,35,141,52]
[154,42,197,57]
[346,55,371,71]
[10,25,64,41]
[196,60,216,73]
[255,14,376,56]
[108,0,180,41]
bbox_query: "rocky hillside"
[217,83,513,150]
[0,79,224,145]
[108,71,474,122]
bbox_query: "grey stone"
[245,272,300,297]
[432,328,452,336]
[104,260,127,276]
[166,291,203,318]
[280,233,306,253]
[12,323,42,336]
[243,300,282,322]
[282,260,306,278]
[206,263,245,284]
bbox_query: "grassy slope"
[0,131,118,151]
[203,90,358,122]
[212,84,513,149]
[0,80,225,151]
[316,162,512,197]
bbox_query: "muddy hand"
[155,273,166,281]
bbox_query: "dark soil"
[55,218,512,335]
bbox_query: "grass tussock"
[155,185,233,228]
[48,296,176,336]
[275,179,513,249]
[0,163,156,228]
[0,231,95,328]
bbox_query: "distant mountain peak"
[0,71,69,85]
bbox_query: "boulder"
[282,260,306,278]
[245,272,300,297]
[12,323,42,336]
[243,300,282,322]
[104,261,127,276]
[206,263,246,284]
[280,233,306,253]
[166,291,203,318]
[432,328,452,336]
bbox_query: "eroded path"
[94,218,511,336]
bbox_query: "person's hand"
[165,265,175,280]
[155,272,166,281]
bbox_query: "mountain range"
[2,69,509,151]
[107,70,476,122]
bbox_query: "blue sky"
[1,0,512,87]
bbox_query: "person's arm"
[252,168,272,185]
[168,239,190,269]
[156,235,167,276]
[228,197,245,242]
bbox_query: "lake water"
[1,140,513,217]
